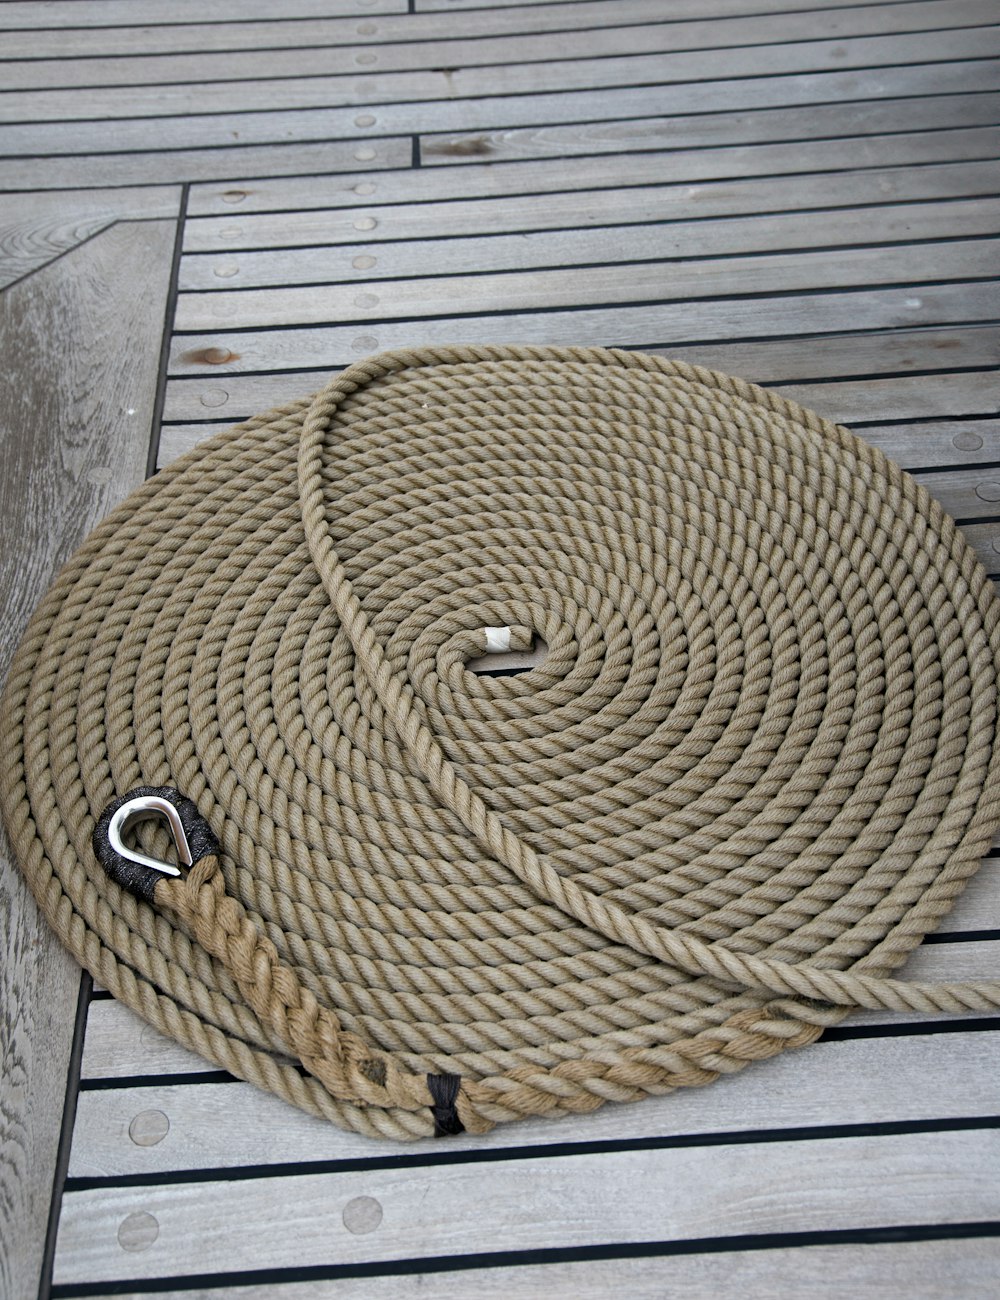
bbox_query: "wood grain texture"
[52,1129,1000,1284]
[67,1238,1000,1300]
[0,219,178,1300]
[0,186,180,289]
[67,1029,1000,1177]
[6,0,993,89]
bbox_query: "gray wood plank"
[3,59,995,157]
[6,0,993,89]
[0,0,947,58]
[185,95,1000,214]
[158,327,1000,423]
[0,136,412,194]
[0,218,178,1300]
[0,0,404,27]
[0,186,180,289]
[8,29,997,123]
[52,1129,1000,1283]
[67,1029,1000,1177]
[164,281,1000,375]
[182,156,1000,252]
[69,1239,1000,1300]
[172,238,1000,330]
[177,196,1000,290]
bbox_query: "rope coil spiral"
[3,344,999,1140]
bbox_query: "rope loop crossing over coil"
[3,345,1000,1140]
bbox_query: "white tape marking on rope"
[483,626,512,654]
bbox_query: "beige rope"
[3,345,999,1141]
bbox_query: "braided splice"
[3,344,1000,1140]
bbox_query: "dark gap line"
[411,133,420,168]
[79,1069,239,1091]
[957,511,1000,526]
[60,1114,1000,1193]
[823,1015,1000,1041]
[182,188,1000,256]
[3,54,999,129]
[2,19,996,89]
[46,1221,1000,1299]
[86,988,114,1001]
[851,409,1000,427]
[169,272,1000,336]
[176,230,1000,293]
[146,184,190,479]
[921,928,1000,944]
[0,0,950,41]
[38,973,91,1300]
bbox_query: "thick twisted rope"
[3,345,1000,1140]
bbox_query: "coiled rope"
[3,345,1000,1140]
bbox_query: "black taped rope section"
[427,1072,465,1137]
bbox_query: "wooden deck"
[1,0,999,1295]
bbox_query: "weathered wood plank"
[0,0,405,27]
[186,96,1000,214]
[0,218,178,1300]
[69,1238,1000,1300]
[4,59,995,157]
[0,136,412,194]
[0,0,954,58]
[0,185,180,289]
[159,328,1000,423]
[183,156,1000,252]
[178,196,1000,290]
[8,29,998,123]
[165,281,1000,375]
[6,0,993,89]
[52,1129,1000,1284]
[173,238,1000,330]
[67,1029,1000,1177]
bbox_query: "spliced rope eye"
[3,346,999,1141]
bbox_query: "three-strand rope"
[3,346,999,1139]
